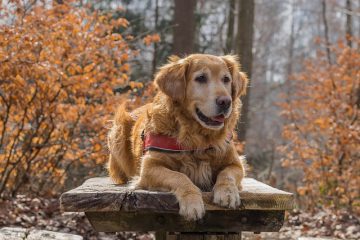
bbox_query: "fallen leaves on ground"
[0,196,359,240]
[0,195,153,240]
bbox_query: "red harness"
[142,131,233,153]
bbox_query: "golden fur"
[108,54,248,220]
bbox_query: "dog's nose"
[216,96,231,111]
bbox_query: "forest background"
[0,0,359,239]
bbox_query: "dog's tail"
[107,102,136,184]
[114,102,134,126]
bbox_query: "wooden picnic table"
[60,177,294,239]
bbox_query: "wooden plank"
[166,233,242,240]
[155,231,167,240]
[178,234,203,240]
[160,233,242,240]
[85,210,284,232]
[60,177,294,213]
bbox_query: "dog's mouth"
[195,108,225,127]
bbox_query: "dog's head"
[154,54,248,130]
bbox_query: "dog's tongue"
[212,114,225,123]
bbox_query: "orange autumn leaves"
[0,1,158,197]
[143,34,161,46]
[279,41,360,213]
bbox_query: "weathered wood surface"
[85,210,284,232]
[154,232,242,240]
[60,177,294,213]
[60,177,293,234]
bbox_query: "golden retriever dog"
[107,54,248,221]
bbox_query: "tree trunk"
[152,0,159,74]
[345,0,352,48]
[226,0,236,53]
[287,1,295,77]
[321,0,332,64]
[173,0,197,56]
[235,0,255,141]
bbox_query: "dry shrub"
[0,0,157,197]
[279,40,360,213]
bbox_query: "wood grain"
[60,177,294,235]
[85,210,284,232]
[60,177,294,213]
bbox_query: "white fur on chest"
[179,160,213,191]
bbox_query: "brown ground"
[0,195,358,240]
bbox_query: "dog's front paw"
[213,183,241,209]
[178,193,205,221]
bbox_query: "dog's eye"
[223,76,231,83]
[195,74,207,83]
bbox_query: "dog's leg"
[213,156,245,209]
[136,156,205,221]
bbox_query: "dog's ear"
[221,55,248,99]
[154,56,188,102]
